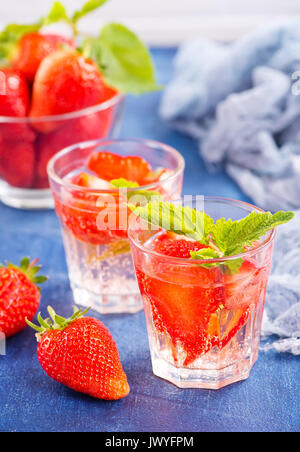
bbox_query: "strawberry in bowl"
[47,138,184,315]
[0,0,159,209]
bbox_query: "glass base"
[72,285,143,315]
[62,227,142,314]
[0,181,54,210]
[151,349,255,390]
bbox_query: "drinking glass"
[48,138,185,314]
[129,196,275,389]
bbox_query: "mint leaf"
[190,248,220,260]
[110,178,139,189]
[130,200,294,273]
[129,201,211,242]
[190,248,243,274]
[212,210,295,257]
[83,23,161,94]
[111,178,161,206]
[72,0,110,24]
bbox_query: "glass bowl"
[0,93,124,209]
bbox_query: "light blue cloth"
[160,20,300,211]
[161,23,300,354]
[261,210,300,355]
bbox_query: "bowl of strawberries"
[0,1,158,209]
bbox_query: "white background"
[2,0,300,44]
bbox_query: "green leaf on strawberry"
[82,23,161,94]
[72,0,110,25]
[44,1,69,26]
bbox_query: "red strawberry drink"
[129,197,294,389]
[48,139,184,314]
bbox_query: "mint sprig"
[130,201,294,274]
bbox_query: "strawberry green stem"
[26,306,90,336]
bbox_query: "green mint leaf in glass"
[72,0,110,25]
[190,248,220,261]
[129,201,212,242]
[110,178,139,189]
[212,210,295,257]
[190,248,243,274]
[83,23,161,94]
[130,200,294,273]
[111,178,161,206]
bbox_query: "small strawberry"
[27,307,130,400]
[0,68,36,143]
[0,68,29,117]
[30,49,117,133]
[0,258,47,338]
[0,141,35,188]
[13,32,76,82]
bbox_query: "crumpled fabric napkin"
[261,210,300,355]
[160,20,300,211]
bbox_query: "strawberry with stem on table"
[0,257,47,338]
[27,306,130,401]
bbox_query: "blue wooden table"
[0,49,299,433]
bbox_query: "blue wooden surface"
[0,49,299,433]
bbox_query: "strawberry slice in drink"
[137,236,225,366]
[88,152,152,185]
[55,172,129,245]
[204,258,268,352]
[137,235,270,366]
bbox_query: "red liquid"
[135,233,273,367]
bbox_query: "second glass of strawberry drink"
[48,138,185,314]
[129,197,293,389]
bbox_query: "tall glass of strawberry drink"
[48,138,185,314]
[129,197,293,389]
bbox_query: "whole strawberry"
[29,49,117,133]
[13,32,76,82]
[0,258,47,338]
[27,307,130,401]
